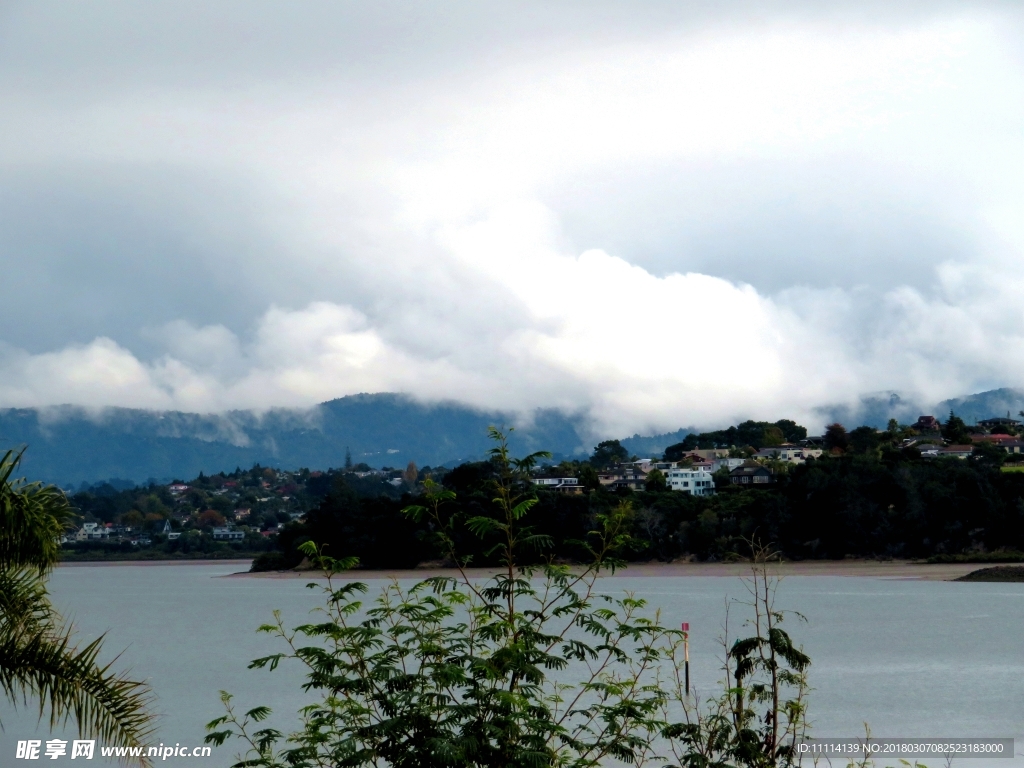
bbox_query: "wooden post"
[682,622,690,696]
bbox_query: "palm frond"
[0,447,154,767]
[0,584,155,766]
[0,449,76,575]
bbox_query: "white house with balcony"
[212,527,245,541]
[75,522,110,541]
[711,457,746,473]
[532,477,583,494]
[533,477,578,487]
[666,468,715,496]
[753,445,822,463]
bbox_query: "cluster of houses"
[70,520,175,547]
[532,413,1024,495]
[533,444,826,496]
[65,413,1022,543]
[68,496,270,547]
[70,517,257,546]
[907,414,1024,458]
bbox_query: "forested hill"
[0,394,597,488]
[267,440,1024,570]
[5,386,1024,488]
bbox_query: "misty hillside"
[3,388,1022,488]
[815,387,1024,430]
[0,394,595,488]
[935,388,1024,423]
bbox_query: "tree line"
[257,418,1024,570]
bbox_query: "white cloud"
[0,339,175,410]
[1,3,1024,434]
[4,232,1024,435]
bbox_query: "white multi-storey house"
[532,477,584,494]
[753,445,822,463]
[533,477,579,487]
[711,457,746,473]
[212,527,245,541]
[666,468,715,496]
[75,522,110,541]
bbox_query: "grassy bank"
[926,550,1024,564]
[955,565,1024,582]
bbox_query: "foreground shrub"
[208,430,812,767]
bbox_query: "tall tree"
[761,425,785,447]
[0,450,153,764]
[847,425,880,455]
[589,439,629,468]
[823,423,849,452]
[942,410,972,444]
[645,468,668,492]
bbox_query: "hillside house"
[533,477,583,494]
[729,462,775,485]
[598,465,647,492]
[624,459,654,472]
[534,477,578,487]
[689,448,730,460]
[969,434,1017,445]
[666,468,715,496]
[753,445,822,463]
[212,527,245,541]
[680,455,714,472]
[75,522,110,541]
[711,457,746,473]
[978,416,1020,432]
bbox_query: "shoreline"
[54,558,1007,581]
[58,558,254,568]
[228,559,991,582]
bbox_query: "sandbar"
[228,559,990,581]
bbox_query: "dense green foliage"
[941,410,973,443]
[665,421,807,458]
[63,463,408,561]
[589,440,631,468]
[264,442,1024,568]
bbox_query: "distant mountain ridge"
[935,388,1024,424]
[2,387,1022,488]
[0,394,597,488]
[815,387,1024,430]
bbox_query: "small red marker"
[681,623,691,695]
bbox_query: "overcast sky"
[1,1,1023,435]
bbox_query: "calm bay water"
[2,563,1021,765]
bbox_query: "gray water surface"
[1,563,1020,765]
